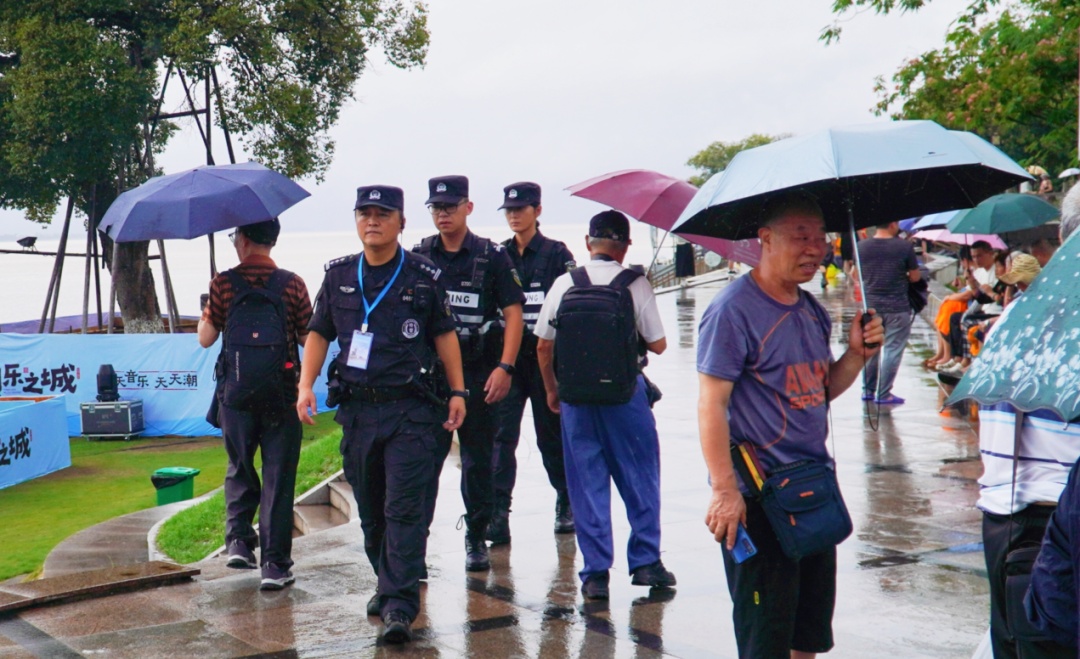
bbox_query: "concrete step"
[293,503,350,536]
[327,479,358,521]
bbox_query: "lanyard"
[357,246,405,333]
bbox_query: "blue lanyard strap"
[357,246,405,333]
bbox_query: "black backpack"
[219,269,294,411]
[552,267,642,405]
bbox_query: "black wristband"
[450,389,470,400]
[497,361,515,375]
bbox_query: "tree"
[821,0,1079,176]
[686,133,789,187]
[0,1,428,331]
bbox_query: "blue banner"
[0,396,71,490]
[0,334,333,437]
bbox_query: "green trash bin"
[151,467,201,505]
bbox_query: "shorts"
[722,496,837,659]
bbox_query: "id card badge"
[347,330,374,370]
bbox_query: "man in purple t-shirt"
[697,191,883,659]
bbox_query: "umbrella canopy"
[912,228,1007,249]
[672,120,1031,241]
[946,193,1059,235]
[99,162,310,243]
[567,169,761,266]
[1058,167,1080,179]
[947,231,1080,419]
[898,218,917,233]
[912,209,965,231]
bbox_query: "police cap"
[355,185,404,211]
[499,182,541,210]
[426,175,469,205]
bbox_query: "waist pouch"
[1005,544,1053,642]
[759,459,853,561]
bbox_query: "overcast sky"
[0,0,971,241]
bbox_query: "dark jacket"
[1026,460,1080,649]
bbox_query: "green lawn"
[0,436,228,581]
[156,413,342,564]
[0,413,343,581]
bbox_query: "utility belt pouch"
[734,438,852,561]
[1005,544,1052,642]
[325,361,350,409]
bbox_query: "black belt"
[351,385,416,403]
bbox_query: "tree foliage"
[686,133,789,186]
[0,0,429,222]
[822,0,1079,175]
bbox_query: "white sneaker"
[934,359,959,372]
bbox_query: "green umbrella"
[946,193,1058,235]
[947,230,1080,419]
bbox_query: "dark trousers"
[490,350,567,505]
[948,311,966,358]
[339,398,439,620]
[983,508,1073,659]
[425,365,494,537]
[220,406,302,570]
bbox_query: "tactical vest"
[503,236,568,333]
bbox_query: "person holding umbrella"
[697,192,884,659]
[198,219,312,591]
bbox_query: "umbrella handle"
[846,200,880,350]
[860,309,880,350]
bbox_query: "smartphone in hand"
[728,523,758,564]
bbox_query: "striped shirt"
[977,403,1080,515]
[202,254,312,363]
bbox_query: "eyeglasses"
[428,201,465,216]
[227,231,238,245]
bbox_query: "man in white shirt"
[534,210,673,601]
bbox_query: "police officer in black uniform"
[414,175,525,572]
[297,185,466,645]
[489,182,577,545]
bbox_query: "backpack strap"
[609,268,642,290]
[265,268,294,296]
[570,267,592,288]
[415,235,438,257]
[225,269,250,294]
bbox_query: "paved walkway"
[0,275,989,658]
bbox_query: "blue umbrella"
[672,121,1031,241]
[912,209,967,231]
[899,218,917,232]
[99,161,310,243]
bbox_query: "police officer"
[414,175,525,572]
[297,185,466,645]
[489,182,576,545]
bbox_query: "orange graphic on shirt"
[784,359,829,410]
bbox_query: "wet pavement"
[0,275,989,658]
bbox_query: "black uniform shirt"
[415,230,525,332]
[308,249,456,387]
[502,230,575,333]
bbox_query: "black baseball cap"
[589,210,631,243]
[239,218,281,245]
[355,185,404,211]
[499,182,541,209]
[426,175,469,204]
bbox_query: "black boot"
[488,496,511,546]
[465,532,490,571]
[554,490,575,534]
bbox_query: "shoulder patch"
[492,243,505,253]
[324,254,359,271]
[565,260,577,272]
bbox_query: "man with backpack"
[533,210,674,601]
[413,175,525,573]
[489,181,577,545]
[197,218,312,591]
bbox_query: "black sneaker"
[259,563,295,591]
[581,571,609,600]
[630,561,676,588]
[554,491,575,534]
[366,591,380,618]
[382,610,413,644]
[488,507,511,546]
[465,535,490,572]
[225,540,257,569]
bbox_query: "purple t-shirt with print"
[697,274,835,483]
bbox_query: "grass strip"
[156,413,342,564]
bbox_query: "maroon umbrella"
[566,169,761,267]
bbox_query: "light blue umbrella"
[912,210,967,231]
[672,121,1031,241]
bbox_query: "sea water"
[1,222,663,328]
